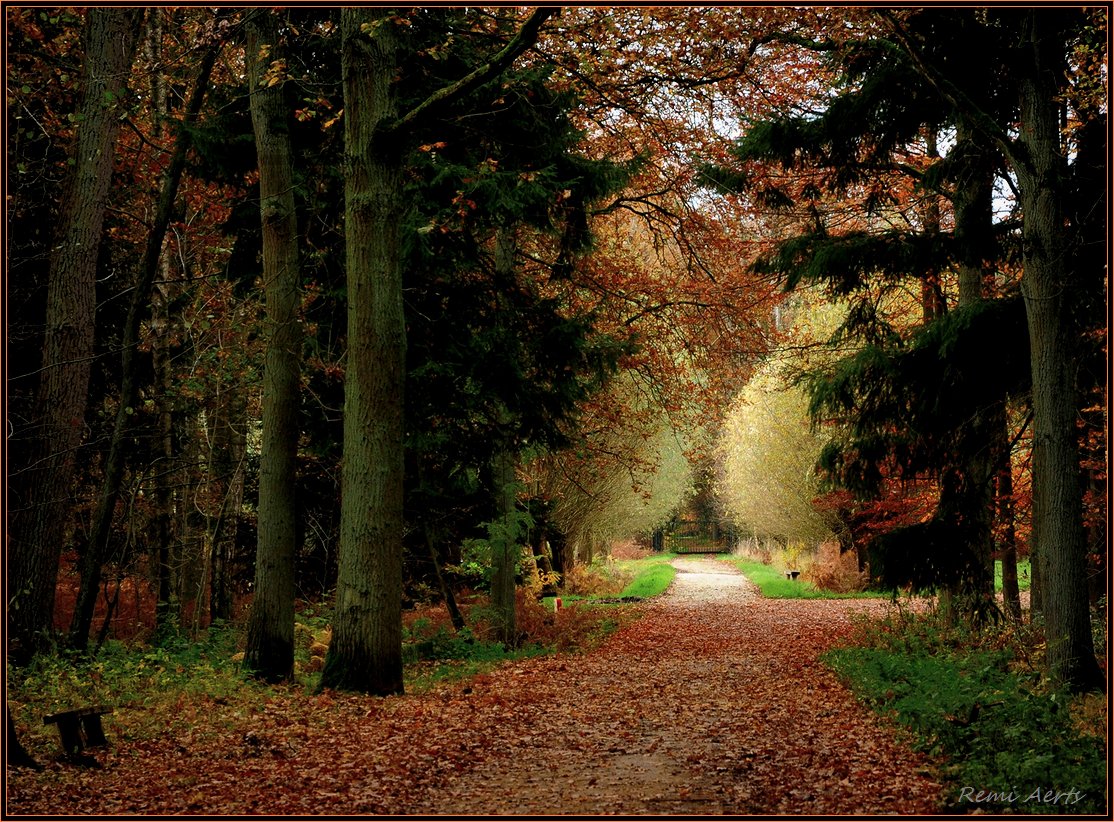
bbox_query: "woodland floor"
[7,557,943,816]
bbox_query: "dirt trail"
[406,556,942,815]
[7,557,943,816]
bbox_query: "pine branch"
[876,11,1025,175]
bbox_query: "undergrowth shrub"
[8,624,254,756]
[562,560,631,597]
[732,535,777,565]
[803,540,868,592]
[515,590,624,652]
[806,562,869,594]
[610,539,654,560]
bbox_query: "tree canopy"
[5,6,1105,695]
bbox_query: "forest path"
[7,557,943,816]
[403,555,942,815]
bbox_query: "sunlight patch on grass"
[995,558,1031,592]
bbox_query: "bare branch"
[388,8,557,135]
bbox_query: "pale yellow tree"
[529,375,694,564]
[716,292,848,549]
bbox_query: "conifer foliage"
[4,7,1104,700]
[706,8,1105,689]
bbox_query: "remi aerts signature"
[958,786,1088,806]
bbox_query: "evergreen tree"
[401,54,633,646]
[707,8,1105,689]
[703,8,1019,615]
[881,6,1104,691]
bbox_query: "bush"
[805,540,869,593]
[562,560,631,597]
[8,624,256,757]
[515,591,625,652]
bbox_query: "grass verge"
[616,555,677,599]
[824,610,1107,815]
[562,552,678,602]
[729,557,881,598]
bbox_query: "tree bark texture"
[67,42,219,652]
[425,526,466,632]
[532,535,558,597]
[151,312,177,638]
[147,11,178,639]
[322,8,407,695]
[1015,12,1103,691]
[244,10,303,682]
[919,126,946,323]
[948,118,997,609]
[490,441,519,647]
[7,8,143,661]
[994,430,1022,620]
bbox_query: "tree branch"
[388,8,557,135]
[876,10,1025,175]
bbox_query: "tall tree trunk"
[424,527,466,632]
[949,119,996,613]
[490,438,519,647]
[1015,12,1103,692]
[919,126,946,323]
[1029,541,1043,617]
[147,10,177,641]
[489,227,520,647]
[208,386,247,623]
[243,10,303,682]
[175,413,208,627]
[322,6,554,694]
[322,8,407,695]
[7,9,143,662]
[550,532,570,579]
[532,533,558,597]
[67,43,219,652]
[151,321,177,638]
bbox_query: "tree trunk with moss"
[244,9,303,682]
[321,8,407,695]
[322,7,555,694]
[1014,12,1103,692]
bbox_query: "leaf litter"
[7,557,941,815]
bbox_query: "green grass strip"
[825,645,1106,814]
[995,558,1032,592]
[728,557,880,599]
[618,562,676,599]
